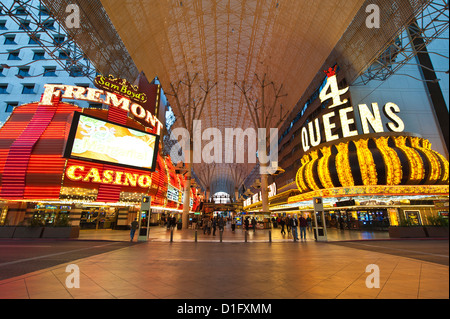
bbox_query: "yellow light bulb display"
[354,138,377,186]
[335,142,354,187]
[393,136,424,183]
[374,136,402,185]
[318,146,334,189]
[293,134,448,197]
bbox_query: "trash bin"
[314,227,327,241]
[314,227,324,240]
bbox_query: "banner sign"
[95,74,148,105]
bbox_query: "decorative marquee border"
[288,184,449,204]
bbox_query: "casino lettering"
[66,165,152,188]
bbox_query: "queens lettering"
[300,74,405,152]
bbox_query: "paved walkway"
[78,225,392,242]
[0,225,447,300]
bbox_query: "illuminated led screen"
[64,112,159,171]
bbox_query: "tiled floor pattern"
[0,240,447,299]
[78,226,392,243]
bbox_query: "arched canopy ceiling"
[98,0,366,193]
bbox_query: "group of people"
[202,216,226,236]
[130,214,314,242]
[165,216,180,230]
[274,214,311,241]
[243,217,258,232]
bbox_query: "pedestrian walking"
[203,217,208,234]
[218,217,225,232]
[251,217,257,233]
[306,216,312,231]
[231,218,236,232]
[212,217,217,236]
[291,215,299,241]
[207,219,212,235]
[286,216,291,235]
[244,217,250,231]
[280,217,286,235]
[299,214,308,240]
[130,218,139,241]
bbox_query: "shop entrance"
[80,206,118,230]
[33,204,71,226]
[330,209,389,231]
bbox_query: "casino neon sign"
[66,165,152,189]
[300,66,405,153]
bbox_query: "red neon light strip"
[0,98,59,199]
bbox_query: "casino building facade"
[0,83,201,232]
[244,67,449,231]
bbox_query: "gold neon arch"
[294,133,449,198]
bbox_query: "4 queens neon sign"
[300,67,405,153]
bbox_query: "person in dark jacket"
[251,217,257,232]
[280,217,286,235]
[291,215,299,241]
[212,217,217,236]
[299,214,308,240]
[130,218,139,242]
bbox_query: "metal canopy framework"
[96,0,365,193]
[352,0,449,85]
[40,0,138,80]
[2,0,98,80]
[39,0,435,195]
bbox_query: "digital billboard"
[64,112,159,171]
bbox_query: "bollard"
[170,228,173,242]
[195,230,197,242]
[269,230,272,243]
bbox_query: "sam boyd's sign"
[94,74,148,105]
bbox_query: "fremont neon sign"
[39,84,164,134]
[66,165,152,189]
[301,67,405,153]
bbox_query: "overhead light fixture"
[271,166,285,176]
[244,189,253,197]
[252,179,261,189]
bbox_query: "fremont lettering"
[39,84,163,135]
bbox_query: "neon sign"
[66,165,152,188]
[94,74,148,105]
[300,67,405,152]
[39,84,164,134]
